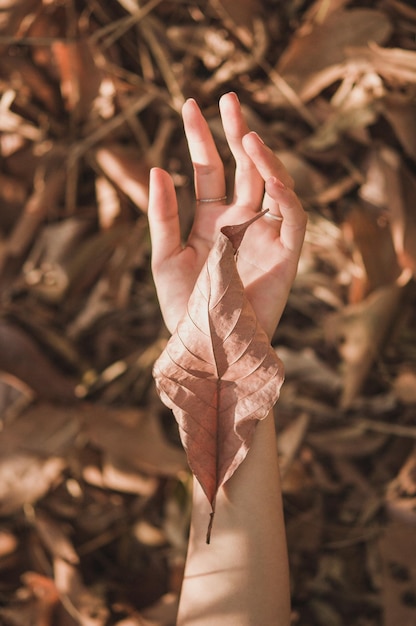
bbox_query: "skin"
[148,92,307,625]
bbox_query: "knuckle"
[193,161,224,178]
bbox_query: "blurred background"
[0,0,416,624]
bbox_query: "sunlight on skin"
[148,92,306,625]
[148,93,307,339]
[177,416,291,626]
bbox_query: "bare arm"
[148,92,306,625]
[178,413,290,626]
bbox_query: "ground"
[0,1,416,625]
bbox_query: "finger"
[265,176,307,256]
[219,92,264,208]
[182,98,226,202]
[242,131,295,191]
[148,167,181,269]
[242,130,297,224]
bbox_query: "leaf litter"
[0,0,416,624]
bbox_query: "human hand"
[148,92,307,338]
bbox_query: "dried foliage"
[0,0,416,625]
[154,213,284,541]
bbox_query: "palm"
[148,94,306,337]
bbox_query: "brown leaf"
[343,203,401,301]
[327,282,405,407]
[21,572,60,626]
[379,520,416,626]
[277,9,392,102]
[347,43,416,85]
[52,38,103,122]
[209,0,259,48]
[95,144,150,213]
[85,405,186,478]
[276,150,329,201]
[153,213,284,540]
[35,509,80,565]
[53,557,109,626]
[383,93,416,162]
[0,322,76,402]
[0,452,65,516]
[0,529,18,560]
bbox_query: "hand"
[148,92,307,338]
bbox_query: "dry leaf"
[53,557,109,626]
[393,369,416,405]
[343,203,401,300]
[347,43,416,85]
[0,453,65,516]
[277,9,392,102]
[52,38,103,122]
[210,0,258,47]
[153,213,284,541]
[0,322,76,402]
[95,144,150,213]
[379,520,416,626]
[276,150,329,201]
[85,406,186,478]
[383,93,416,162]
[35,510,80,566]
[278,412,310,479]
[327,283,404,407]
[0,529,18,560]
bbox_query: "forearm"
[177,412,290,626]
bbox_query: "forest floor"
[1,1,416,624]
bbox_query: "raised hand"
[148,92,307,338]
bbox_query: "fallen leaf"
[307,424,388,458]
[85,405,186,478]
[393,369,416,405]
[95,144,150,213]
[379,519,416,626]
[35,509,80,565]
[21,572,60,626]
[343,202,401,300]
[277,346,341,396]
[327,282,405,407]
[0,529,18,559]
[83,459,159,497]
[52,38,103,122]
[0,402,80,458]
[208,0,258,49]
[153,213,284,541]
[0,453,65,516]
[278,412,310,479]
[140,592,179,626]
[276,150,329,201]
[53,557,109,626]
[347,43,416,85]
[0,321,76,401]
[277,9,392,102]
[383,93,416,162]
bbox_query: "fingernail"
[251,131,264,144]
[220,92,239,105]
[270,176,286,190]
[185,97,199,110]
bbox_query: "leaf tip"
[221,210,269,253]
